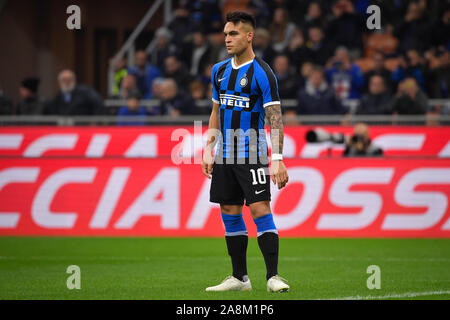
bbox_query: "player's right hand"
[202,151,214,179]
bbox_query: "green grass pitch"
[0,237,449,300]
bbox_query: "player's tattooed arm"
[265,103,288,189]
[265,103,284,155]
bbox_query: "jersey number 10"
[250,168,267,185]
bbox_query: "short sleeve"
[211,64,219,104]
[257,62,281,108]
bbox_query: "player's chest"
[218,65,259,94]
[218,66,259,110]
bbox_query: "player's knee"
[220,204,242,215]
[249,202,271,219]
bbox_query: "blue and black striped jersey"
[211,56,280,162]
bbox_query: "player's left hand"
[270,160,289,189]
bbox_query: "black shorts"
[210,162,271,206]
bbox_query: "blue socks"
[221,213,248,236]
[253,213,278,237]
[221,213,248,281]
[254,213,279,280]
[221,212,279,281]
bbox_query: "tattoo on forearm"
[265,104,284,154]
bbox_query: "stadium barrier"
[1,99,448,126]
[0,125,449,237]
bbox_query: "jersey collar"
[231,57,254,69]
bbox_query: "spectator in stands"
[110,57,128,97]
[297,66,347,115]
[188,0,222,34]
[247,0,271,27]
[343,122,383,157]
[150,77,164,100]
[394,1,431,53]
[425,48,450,100]
[298,61,314,91]
[183,29,212,76]
[48,70,103,115]
[164,55,192,92]
[159,78,196,116]
[145,77,164,116]
[189,79,209,115]
[357,75,392,115]
[16,77,45,115]
[200,64,213,86]
[326,0,364,57]
[208,32,228,65]
[269,7,297,53]
[127,50,161,98]
[149,27,177,72]
[301,1,326,36]
[189,79,207,100]
[363,51,393,94]
[117,94,148,126]
[286,28,310,73]
[253,28,276,66]
[430,6,450,49]
[273,55,298,99]
[0,88,13,115]
[168,5,192,49]
[117,74,140,100]
[392,49,426,91]
[326,46,365,100]
[390,77,428,114]
[305,26,333,66]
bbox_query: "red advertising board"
[0,126,449,158]
[0,126,449,237]
[0,158,449,237]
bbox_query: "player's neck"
[233,49,255,68]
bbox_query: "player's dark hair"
[226,11,256,29]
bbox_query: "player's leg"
[206,204,251,291]
[233,159,289,293]
[249,201,289,292]
[249,201,279,279]
[221,204,249,282]
[207,164,251,291]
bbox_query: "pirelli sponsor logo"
[220,94,250,108]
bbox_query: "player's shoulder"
[253,56,276,79]
[212,58,232,74]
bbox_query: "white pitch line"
[328,290,450,300]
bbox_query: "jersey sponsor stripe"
[219,94,250,100]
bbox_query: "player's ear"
[247,31,254,42]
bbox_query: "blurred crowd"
[0,0,449,123]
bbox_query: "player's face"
[223,22,252,56]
